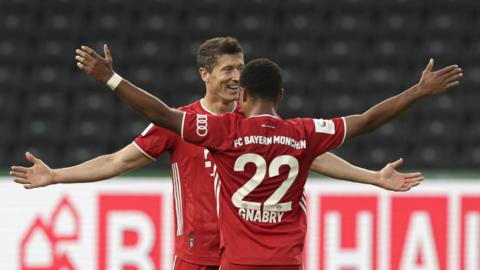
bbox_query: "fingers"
[80,45,101,59]
[405,176,424,183]
[25,152,37,163]
[423,58,434,73]
[75,49,95,64]
[11,166,28,174]
[437,64,459,75]
[404,171,422,178]
[399,180,422,192]
[75,55,92,66]
[77,62,85,70]
[443,66,462,77]
[10,171,26,179]
[104,44,112,64]
[446,81,460,88]
[441,66,463,85]
[444,72,463,84]
[14,178,29,185]
[389,158,404,169]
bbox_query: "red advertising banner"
[1,178,479,270]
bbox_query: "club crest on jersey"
[314,119,335,134]
[196,114,208,136]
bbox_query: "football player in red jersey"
[71,41,461,268]
[12,37,425,270]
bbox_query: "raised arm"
[10,143,152,189]
[345,59,462,140]
[311,153,423,192]
[75,45,184,134]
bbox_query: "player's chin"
[225,90,239,100]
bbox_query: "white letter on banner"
[400,212,439,270]
[107,211,155,270]
[466,212,479,270]
[325,211,372,270]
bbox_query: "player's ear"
[276,88,284,104]
[241,87,248,102]
[199,67,209,83]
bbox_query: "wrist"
[106,72,122,91]
[372,171,383,187]
[51,170,61,185]
[412,83,430,98]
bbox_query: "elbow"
[146,108,178,131]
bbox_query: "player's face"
[206,53,244,102]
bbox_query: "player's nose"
[232,68,241,81]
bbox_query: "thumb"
[104,44,113,65]
[25,152,37,164]
[424,58,434,73]
[389,158,404,169]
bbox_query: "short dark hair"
[240,58,283,101]
[197,37,243,72]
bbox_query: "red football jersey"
[134,99,242,265]
[181,113,346,265]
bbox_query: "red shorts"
[173,256,220,270]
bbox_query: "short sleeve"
[303,117,346,156]
[181,112,236,151]
[133,123,179,160]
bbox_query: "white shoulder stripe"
[180,111,186,140]
[141,123,154,136]
[132,142,156,161]
[340,117,347,146]
[172,163,183,236]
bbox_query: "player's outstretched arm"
[344,59,462,140]
[75,45,184,134]
[311,153,423,192]
[10,144,152,189]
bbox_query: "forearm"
[356,84,424,135]
[114,79,182,134]
[52,154,128,184]
[311,153,381,186]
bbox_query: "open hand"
[75,44,114,84]
[377,158,423,192]
[418,58,462,96]
[10,152,54,189]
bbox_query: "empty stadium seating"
[1,0,478,170]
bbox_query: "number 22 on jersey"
[232,153,299,217]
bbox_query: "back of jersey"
[182,112,346,265]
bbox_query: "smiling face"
[201,53,245,103]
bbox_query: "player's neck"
[200,96,236,115]
[246,102,279,118]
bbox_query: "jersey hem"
[225,257,302,265]
[176,252,221,266]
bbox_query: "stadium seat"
[62,144,111,166]
[18,116,64,145]
[24,90,68,117]
[12,144,60,168]
[71,90,115,119]
[182,11,230,39]
[133,11,180,40]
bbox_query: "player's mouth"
[227,85,239,93]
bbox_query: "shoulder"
[177,100,201,113]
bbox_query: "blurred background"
[1,0,479,175]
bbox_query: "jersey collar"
[200,98,237,115]
[249,114,281,119]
